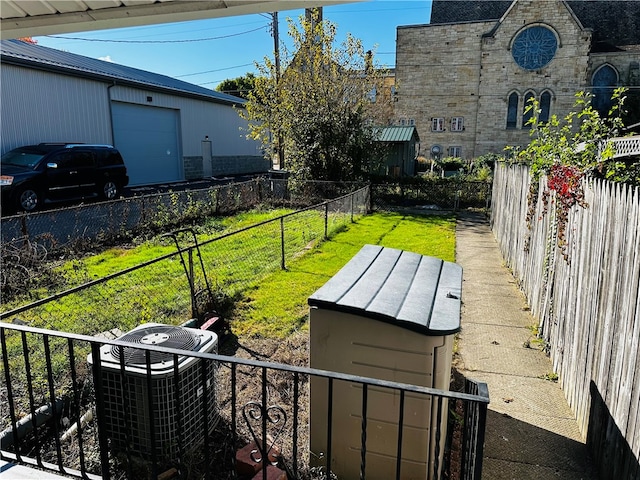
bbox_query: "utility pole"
[271,12,285,171]
[273,11,281,80]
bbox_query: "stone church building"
[394,0,640,160]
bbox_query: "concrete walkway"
[456,213,597,480]
[0,460,69,479]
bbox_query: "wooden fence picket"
[490,164,640,479]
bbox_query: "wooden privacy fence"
[491,163,640,480]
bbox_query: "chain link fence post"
[351,194,354,223]
[324,203,329,239]
[280,217,286,270]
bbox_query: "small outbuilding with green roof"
[373,125,420,177]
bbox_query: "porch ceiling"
[0,0,361,40]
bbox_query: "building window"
[408,118,415,126]
[448,146,462,158]
[511,25,558,71]
[451,117,464,132]
[368,86,377,103]
[540,91,552,123]
[432,117,445,132]
[522,91,535,129]
[400,118,406,126]
[592,65,618,117]
[507,92,518,129]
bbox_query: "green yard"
[4,210,456,342]
[231,211,456,338]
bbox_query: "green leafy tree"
[508,88,639,258]
[241,13,393,182]
[512,88,632,183]
[216,73,257,99]
[622,89,640,128]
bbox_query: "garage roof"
[0,1,360,40]
[1,39,244,104]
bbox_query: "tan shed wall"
[309,309,453,479]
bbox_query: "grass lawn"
[1,211,455,377]
[231,212,456,338]
[52,208,296,286]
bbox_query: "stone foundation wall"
[183,155,270,179]
[211,156,271,176]
[184,156,204,180]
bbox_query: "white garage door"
[112,102,181,186]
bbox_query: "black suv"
[1,143,129,213]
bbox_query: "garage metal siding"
[110,85,261,157]
[0,64,112,154]
[111,101,181,186]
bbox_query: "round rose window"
[512,26,558,70]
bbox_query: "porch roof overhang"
[0,0,362,40]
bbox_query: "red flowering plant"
[543,163,587,254]
[506,89,627,261]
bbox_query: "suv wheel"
[101,180,119,200]
[17,188,41,212]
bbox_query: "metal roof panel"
[374,125,418,143]
[0,39,244,105]
[1,1,362,39]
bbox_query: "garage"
[112,102,181,186]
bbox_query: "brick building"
[394,0,640,160]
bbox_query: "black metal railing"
[0,322,489,480]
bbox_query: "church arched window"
[507,92,519,129]
[592,65,618,117]
[522,91,535,129]
[539,91,552,123]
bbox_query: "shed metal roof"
[0,39,243,105]
[374,125,419,143]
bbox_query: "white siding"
[110,86,262,158]
[0,65,112,153]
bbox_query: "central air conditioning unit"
[88,323,218,458]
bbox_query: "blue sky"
[33,0,432,91]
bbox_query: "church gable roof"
[430,1,512,24]
[429,1,640,48]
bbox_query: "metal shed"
[0,39,266,185]
[373,125,420,177]
[309,244,462,479]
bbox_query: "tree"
[509,88,639,258]
[215,73,257,100]
[241,13,393,182]
[513,88,634,185]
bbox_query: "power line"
[176,63,255,78]
[45,25,268,44]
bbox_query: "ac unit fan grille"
[92,324,219,458]
[110,325,200,365]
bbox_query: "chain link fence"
[1,179,268,251]
[0,187,370,337]
[0,178,367,303]
[371,179,492,212]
